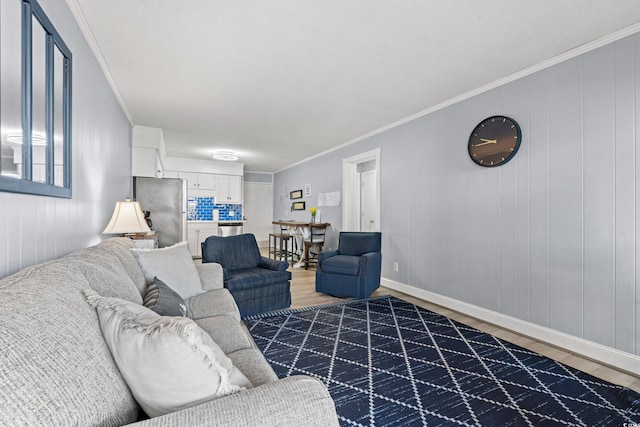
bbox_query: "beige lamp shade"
[103,199,151,235]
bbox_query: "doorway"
[243,182,272,247]
[342,148,380,232]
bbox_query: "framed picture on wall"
[290,190,303,199]
[291,201,306,211]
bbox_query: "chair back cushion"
[338,232,382,256]
[202,234,262,271]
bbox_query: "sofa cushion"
[0,262,139,426]
[187,288,240,321]
[143,277,190,318]
[226,268,292,291]
[227,348,279,387]
[98,237,147,293]
[195,316,255,354]
[132,241,203,299]
[201,234,262,271]
[64,246,143,304]
[320,255,361,276]
[85,290,252,418]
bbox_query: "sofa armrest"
[187,288,240,321]
[359,252,381,276]
[195,263,224,291]
[318,250,339,263]
[258,256,289,271]
[129,376,339,427]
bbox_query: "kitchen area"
[181,171,244,258]
[131,126,245,258]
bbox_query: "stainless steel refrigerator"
[133,177,187,248]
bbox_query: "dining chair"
[303,224,326,270]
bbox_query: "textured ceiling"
[71,0,640,172]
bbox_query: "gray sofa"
[0,237,339,426]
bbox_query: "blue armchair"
[201,233,291,317]
[315,232,382,298]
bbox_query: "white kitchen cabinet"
[187,223,219,258]
[179,172,199,190]
[132,147,160,177]
[214,175,242,204]
[163,171,241,202]
[197,173,218,190]
[172,172,217,191]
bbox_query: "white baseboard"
[381,277,640,377]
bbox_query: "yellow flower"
[309,207,317,215]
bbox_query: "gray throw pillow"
[143,277,190,318]
[84,290,252,418]
[131,242,203,299]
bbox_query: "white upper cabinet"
[132,147,160,177]
[197,173,218,191]
[215,175,242,204]
[163,171,241,204]
[179,172,199,189]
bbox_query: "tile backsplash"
[187,197,242,221]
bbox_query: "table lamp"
[103,198,151,237]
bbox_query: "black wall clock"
[468,115,522,167]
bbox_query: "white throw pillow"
[84,290,252,418]
[132,241,203,299]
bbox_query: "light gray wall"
[244,172,273,183]
[275,33,640,357]
[0,0,131,277]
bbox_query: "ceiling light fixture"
[212,151,239,161]
[6,133,47,146]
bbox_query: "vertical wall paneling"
[515,78,532,321]
[20,197,38,270]
[547,57,585,337]
[6,195,22,274]
[275,33,640,357]
[526,70,552,327]
[0,193,7,277]
[635,33,640,356]
[498,82,520,318]
[583,46,616,347]
[0,0,131,278]
[613,36,636,354]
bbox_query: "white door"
[342,148,380,232]
[243,182,272,247]
[360,170,377,231]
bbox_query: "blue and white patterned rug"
[244,296,640,426]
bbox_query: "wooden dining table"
[272,220,330,268]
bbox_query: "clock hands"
[473,139,497,147]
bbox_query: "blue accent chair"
[315,232,382,299]
[201,233,291,317]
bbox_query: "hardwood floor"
[284,264,640,394]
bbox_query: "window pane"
[0,0,22,179]
[31,16,47,184]
[53,46,64,186]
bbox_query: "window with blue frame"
[0,0,72,198]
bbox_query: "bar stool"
[269,224,296,267]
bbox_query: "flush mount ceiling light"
[6,133,47,146]
[212,151,239,161]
